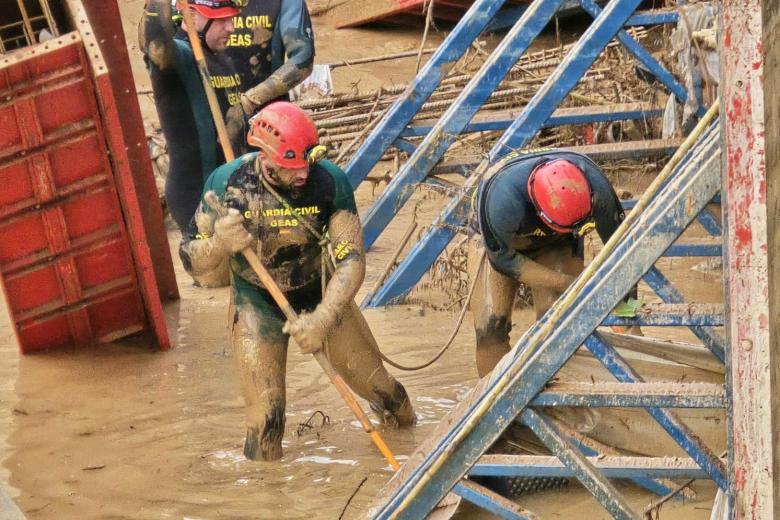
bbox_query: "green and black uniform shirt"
[144,24,243,231]
[180,154,358,303]
[225,0,315,91]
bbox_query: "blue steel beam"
[578,0,701,116]
[584,333,728,490]
[344,0,510,188]
[521,409,638,519]
[362,0,568,249]
[367,0,648,304]
[601,312,724,327]
[452,481,535,520]
[532,388,726,408]
[470,455,711,479]
[663,243,721,257]
[398,104,665,138]
[643,266,726,363]
[562,428,676,497]
[491,0,645,158]
[370,121,721,520]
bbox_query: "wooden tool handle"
[178,0,236,162]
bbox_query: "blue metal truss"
[362,0,698,306]
[344,0,511,188]
[369,120,726,519]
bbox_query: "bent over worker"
[179,102,415,461]
[140,0,244,232]
[469,150,627,377]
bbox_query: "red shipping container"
[0,0,177,353]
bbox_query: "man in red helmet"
[179,102,416,461]
[140,0,245,236]
[468,150,632,376]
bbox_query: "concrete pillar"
[721,0,779,517]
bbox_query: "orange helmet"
[527,159,593,234]
[247,102,324,169]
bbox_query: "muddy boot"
[326,302,416,427]
[232,302,288,461]
[467,237,518,378]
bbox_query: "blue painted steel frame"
[452,482,531,520]
[362,0,567,249]
[397,105,664,137]
[344,0,510,188]
[521,408,637,519]
[578,0,701,117]
[584,333,728,489]
[371,122,722,520]
[366,0,654,306]
[643,266,726,362]
[469,459,711,479]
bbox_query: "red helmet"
[527,159,593,233]
[177,0,241,19]
[247,102,322,169]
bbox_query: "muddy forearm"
[320,211,365,318]
[179,237,232,276]
[516,256,575,293]
[140,0,176,70]
[242,62,313,110]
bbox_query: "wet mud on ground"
[0,1,722,518]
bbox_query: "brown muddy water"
[0,2,722,518]
[0,193,722,519]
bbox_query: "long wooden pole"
[179,2,401,471]
[178,0,235,161]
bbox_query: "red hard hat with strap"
[527,159,593,234]
[247,101,324,169]
[176,0,242,19]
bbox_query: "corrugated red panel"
[0,34,162,353]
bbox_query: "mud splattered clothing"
[476,150,624,280]
[141,0,243,230]
[180,154,358,294]
[179,155,415,460]
[469,151,624,377]
[225,0,314,93]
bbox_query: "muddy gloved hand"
[283,306,338,355]
[225,104,249,155]
[212,208,253,254]
[240,74,291,115]
[517,258,576,293]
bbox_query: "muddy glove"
[517,259,576,293]
[213,208,253,254]
[225,104,248,156]
[283,306,337,355]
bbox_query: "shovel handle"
[204,194,400,470]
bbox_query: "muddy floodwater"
[0,215,722,519]
[0,1,723,517]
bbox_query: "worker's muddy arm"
[241,0,314,112]
[139,0,177,70]
[489,248,575,293]
[283,209,364,354]
[179,203,252,276]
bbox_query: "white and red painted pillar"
[721,0,780,517]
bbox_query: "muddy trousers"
[230,282,415,461]
[467,236,583,378]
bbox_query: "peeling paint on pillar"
[721,0,776,518]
